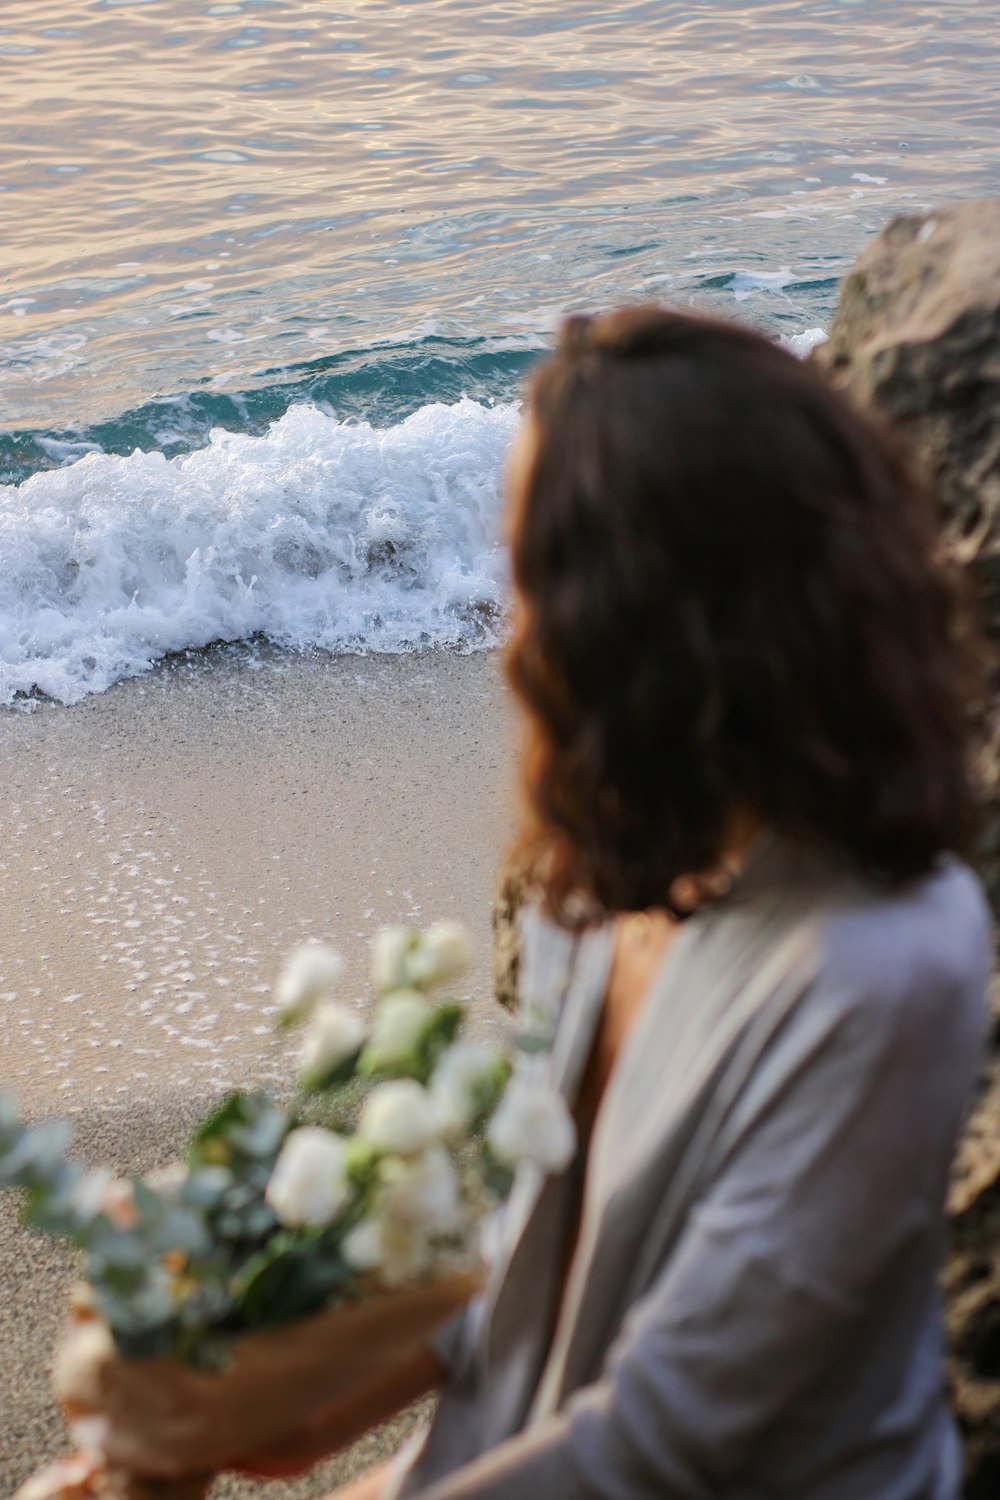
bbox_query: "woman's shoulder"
[739,850,995,1086]
[684,838,992,1073]
[733,835,989,974]
[814,855,992,1017]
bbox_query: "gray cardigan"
[397,837,991,1500]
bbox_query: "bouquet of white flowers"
[2,920,576,1499]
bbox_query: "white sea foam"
[780,327,828,357]
[0,323,833,707]
[727,268,799,301]
[0,398,520,705]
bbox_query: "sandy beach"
[0,648,515,1497]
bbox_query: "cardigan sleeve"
[404,899,989,1500]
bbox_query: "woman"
[53,307,993,1500]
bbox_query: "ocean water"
[2,0,999,705]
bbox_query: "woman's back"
[400,838,990,1500]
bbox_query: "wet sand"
[0,649,516,1497]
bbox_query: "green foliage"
[480,1147,515,1202]
[515,1032,553,1055]
[231,1229,352,1330]
[189,1090,284,1167]
[470,1056,514,1133]
[301,1045,365,1094]
[422,1003,464,1075]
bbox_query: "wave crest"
[0,398,519,705]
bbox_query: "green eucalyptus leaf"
[151,1208,214,1258]
[25,1204,80,1238]
[481,1148,515,1201]
[222,1180,266,1214]
[240,1201,278,1239]
[182,1166,233,1208]
[230,1108,288,1162]
[177,1279,233,1329]
[23,1161,108,1239]
[131,1176,164,1225]
[89,1227,147,1271]
[189,1091,261,1160]
[99,1270,178,1348]
[0,1118,73,1185]
[216,1210,251,1240]
[67,1169,116,1228]
[242,1159,274,1193]
[515,1033,552,1055]
[24,1158,83,1214]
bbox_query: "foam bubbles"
[780,327,828,357]
[0,398,519,705]
[726,268,798,301]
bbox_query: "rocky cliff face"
[812,198,1000,907]
[813,202,1000,555]
[813,201,1000,1498]
[947,983,1000,1500]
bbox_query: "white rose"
[350,1212,432,1288]
[430,1042,499,1136]
[265,1127,352,1228]
[408,921,472,990]
[371,925,419,994]
[379,1146,462,1234]
[487,1077,576,1174]
[300,1001,367,1084]
[364,989,431,1069]
[275,943,345,1024]
[341,1217,384,1274]
[357,1080,443,1156]
[341,1148,463,1288]
[477,1207,505,1267]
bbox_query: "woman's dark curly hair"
[505,305,984,921]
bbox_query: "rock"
[492,857,526,1014]
[812,199,1000,906]
[813,199,1000,572]
[946,984,1000,1500]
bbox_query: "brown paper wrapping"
[21,1271,479,1499]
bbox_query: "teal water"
[2,0,998,701]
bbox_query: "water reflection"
[1,0,998,423]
